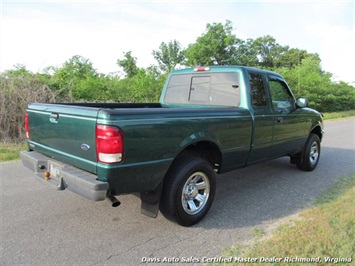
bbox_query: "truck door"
[247,71,274,163]
[267,76,306,156]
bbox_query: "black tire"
[297,133,321,171]
[160,156,216,226]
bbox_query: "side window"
[249,72,267,107]
[269,79,294,112]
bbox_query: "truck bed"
[25,102,253,193]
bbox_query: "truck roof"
[170,66,284,79]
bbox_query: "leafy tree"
[6,64,33,77]
[184,20,240,66]
[117,51,139,78]
[130,66,165,102]
[232,38,259,66]
[51,55,107,100]
[276,48,310,69]
[152,40,185,72]
[232,38,315,69]
[250,35,287,68]
[273,55,355,112]
[112,66,165,103]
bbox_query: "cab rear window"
[164,72,240,107]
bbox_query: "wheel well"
[311,126,323,140]
[176,141,222,172]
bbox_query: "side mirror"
[296,97,309,108]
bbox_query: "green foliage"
[6,64,33,77]
[152,40,185,72]
[117,51,139,78]
[50,55,109,101]
[250,35,287,68]
[185,20,240,66]
[113,66,166,102]
[274,56,355,112]
[276,48,310,68]
[232,38,259,66]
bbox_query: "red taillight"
[96,125,123,164]
[25,113,30,139]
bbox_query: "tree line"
[1,20,354,141]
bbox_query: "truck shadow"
[197,146,355,229]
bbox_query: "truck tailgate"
[27,103,98,174]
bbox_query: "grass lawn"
[214,173,355,265]
[0,141,27,162]
[322,110,355,120]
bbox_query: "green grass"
[0,141,27,162]
[252,228,265,238]
[216,173,355,266]
[323,110,355,120]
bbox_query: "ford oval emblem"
[81,144,90,151]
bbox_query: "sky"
[0,0,354,85]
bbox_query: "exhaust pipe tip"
[107,196,121,207]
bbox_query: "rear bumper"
[20,150,109,201]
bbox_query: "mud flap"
[140,182,163,218]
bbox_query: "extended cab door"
[247,71,274,163]
[267,76,307,156]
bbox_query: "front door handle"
[276,117,283,123]
[50,113,59,123]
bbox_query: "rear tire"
[160,156,216,226]
[297,133,321,171]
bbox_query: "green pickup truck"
[21,66,323,226]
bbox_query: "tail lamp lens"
[25,113,30,138]
[96,125,123,164]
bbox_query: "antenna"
[298,50,301,95]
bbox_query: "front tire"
[297,133,321,171]
[160,156,216,226]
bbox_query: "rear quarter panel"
[97,107,252,194]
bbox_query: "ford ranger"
[20,66,323,226]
